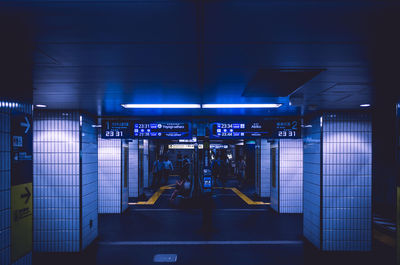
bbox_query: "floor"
[34,182,396,265]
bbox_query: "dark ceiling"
[1,0,398,116]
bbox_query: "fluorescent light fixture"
[121,104,201,109]
[91,124,102,128]
[202,104,281,108]
[360,104,370,107]
[35,104,47,108]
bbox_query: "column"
[33,111,98,252]
[270,139,303,213]
[98,138,128,213]
[303,112,372,251]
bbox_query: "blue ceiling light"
[202,104,282,108]
[121,104,201,109]
[35,104,47,108]
[360,104,370,107]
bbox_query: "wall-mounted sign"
[10,110,33,262]
[210,120,300,139]
[133,122,191,139]
[101,120,133,139]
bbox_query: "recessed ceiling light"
[121,104,201,108]
[360,104,370,107]
[35,104,47,108]
[202,104,282,108]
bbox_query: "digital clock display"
[101,120,133,139]
[210,120,300,139]
[133,122,191,139]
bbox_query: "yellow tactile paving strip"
[215,187,270,205]
[129,185,270,206]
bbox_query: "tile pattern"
[98,138,121,213]
[121,141,129,212]
[128,140,139,198]
[81,115,98,249]
[0,108,11,264]
[322,113,371,251]
[303,116,322,249]
[260,139,270,197]
[279,139,303,213]
[270,142,279,212]
[303,113,372,251]
[33,111,80,252]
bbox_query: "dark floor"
[34,191,396,265]
[34,177,395,265]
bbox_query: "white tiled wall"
[322,113,371,251]
[129,140,139,198]
[279,139,303,213]
[270,143,279,212]
[270,139,303,213]
[34,111,81,252]
[81,115,98,249]
[260,139,270,197]
[33,111,97,252]
[303,113,372,251]
[121,142,129,212]
[98,138,122,213]
[0,108,11,264]
[303,116,322,249]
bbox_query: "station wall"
[303,113,372,251]
[33,111,97,252]
[98,138,122,213]
[0,108,11,264]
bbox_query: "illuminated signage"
[210,120,300,139]
[133,122,191,139]
[168,144,195,149]
[101,120,133,139]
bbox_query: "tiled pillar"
[260,139,270,197]
[271,139,303,213]
[81,115,98,249]
[98,138,128,213]
[128,140,139,198]
[303,113,372,251]
[33,111,98,252]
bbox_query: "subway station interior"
[1,1,400,265]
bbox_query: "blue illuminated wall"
[0,103,33,265]
[33,111,98,252]
[98,138,122,213]
[303,116,321,248]
[279,139,303,213]
[270,141,279,212]
[81,115,98,249]
[270,139,303,213]
[303,113,372,251]
[121,142,129,212]
[0,108,11,264]
[98,138,129,213]
[260,139,270,197]
[128,140,139,198]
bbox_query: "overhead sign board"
[210,120,300,139]
[101,120,133,139]
[133,122,191,139]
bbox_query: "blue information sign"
[133,122,191,139]
[210,120,300,139]
[101,120,133,139]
